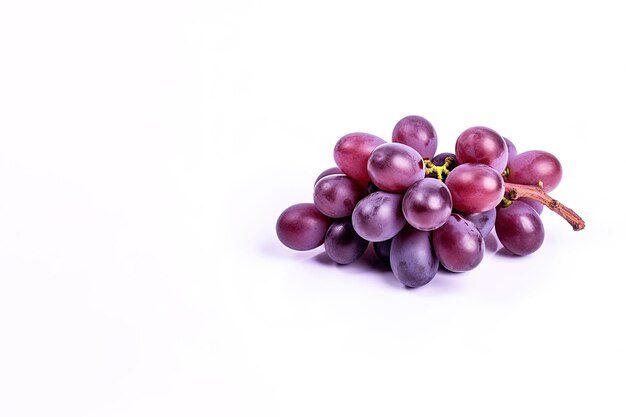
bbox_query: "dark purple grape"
[352,191,406,242]
[391,115,438,159]
[507,150,562,192]
[367,181,381,194]
[445,163,504,213]
[324,218,369,265]
[432,214,485,272]
[366,143,425,192]
[334,132,386,184]
[276,203,333,251]
[314,167,343,185]
[503,137,517,166]
[390,226,439,287]
[455,126,508,173]
[313,174,366,218]
[517,197,544,215]
[458,208,496,237]
[402,178,452,231]
[426,152,458,180]
[373,239,392,263]
[496,201,544,256]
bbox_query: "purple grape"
[445,163,504,213]
[518,197,544,215]
[455,126,508,173]
[313,174,367,218]
[367,181,381,194]
[402,178,452,231]
[373,239,392,264]
[458,208,496,237]
[432,214,485,272]
[324,218,369,265]
[352,191,406,242]
[391,115,438,159]
[314,167,343,185]
[503,137,517,166]
[507,150,562,192]
[334,132,386,184]
[495,201,545,256]
[390,226,439,287]
[367,143,425,192]
[276,203,333,251]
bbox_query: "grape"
[324,218,369,264]
[518,197,544,215]
[495,201,544,256]
[445,163,504,213]
[503,137,517,166]
[507,150,562,192]
[432,214,485,272]
[426,152,458,180]
[391,115,438,159]
[373,239,392,264]
[276,203,333,251]
[390,226,439,287]
[367,181,381,194]
[455,126,508,173]
[458,208,496,237]
[402,178,452,231]
[315,167,343,185]
[367,143,425,192]
[313,174,367,218]
[334,132,386,184]
[352,191,406,242]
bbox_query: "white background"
[1,1,625,416]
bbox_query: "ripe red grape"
[458,208,496,238]
[391,115,438,159]
[455,126,508,173]
[507,150,562,192]
[445,163,504,213]
[402,178,452,231]
[315,167,343,185]
[313,174,366,218]
[495,201,545,256]
[367,143,425,192]
[334,132,386,184]
[390,226,439,287]
[432,214,485,272]
[324,218,369,265]
[352,191,406,242]
[276,203,333,251]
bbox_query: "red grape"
[456,126,508,173]
[276,203,333,251]
[445,163,504,213]
[334,132,385,184]
[507,150,562,192]
[367,143,425,192]
[495,201,544,255]
[391,115,438,159]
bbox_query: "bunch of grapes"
[276,116,585,288]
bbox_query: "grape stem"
[504,182,585,231]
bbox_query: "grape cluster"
[276,115,584,288]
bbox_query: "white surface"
[1,1,625,416]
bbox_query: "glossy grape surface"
[313,174,366,218]
[391,115,438,159]
[367,143,425,192]
[315,167,343,185]
[459,208,496,237]
[276,203,332,251]
[390,226,439,287]
[496,201,545,256]
[432,214,484,272]
[334,132,386,184]
[455,126,508,173]
[324,218,369,264]
[518,197,544,215]
[402,178,452,231]
[507,150,562,192]
[352,191,406,242]
[503,137,517,166]
[445,163,504,213]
